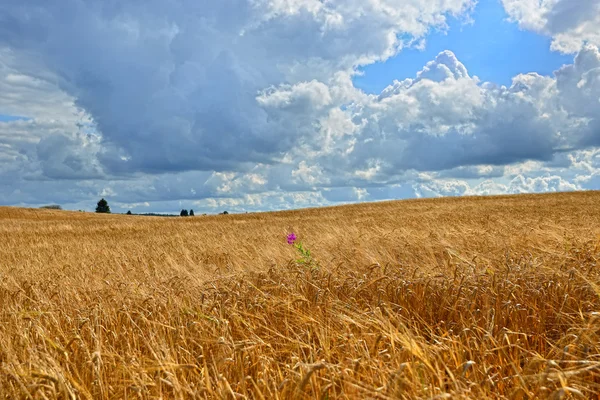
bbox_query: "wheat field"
[1,192,600,399]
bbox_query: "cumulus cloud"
[274,48,599,181]
[502,0,600,53]
[413,174,579,198]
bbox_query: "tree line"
[94,198,227,216]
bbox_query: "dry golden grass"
[1,192,600,399]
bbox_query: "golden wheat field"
[1,192,600,399]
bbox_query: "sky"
[0,0,600,214]
[353,0,574,92]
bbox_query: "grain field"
[1,192,600,399]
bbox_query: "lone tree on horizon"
[126,210,132,215]
[189,209,195,216]
[96,198,111,213]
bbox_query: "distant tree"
[40,205,62,210]
[222,211,229,215]
[180,209,189,217]
[126,210,132,215]
[189,209,195,216]
[96,198,111,213]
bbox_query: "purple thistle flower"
[287,233,297,245]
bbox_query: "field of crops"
[1,192,600,399]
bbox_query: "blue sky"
[0,114,28,122]
[0,0,599,213]
[354,0,574,93]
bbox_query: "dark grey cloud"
[0,0,475,176]
[36,133,104,179]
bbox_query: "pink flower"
[287,233,297,245]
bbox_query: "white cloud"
[204,171,267,195]
[502,0,600,53]
[315,50,578,177]
[417,50,470,81]
[257,80,332,110]
[291,161,329,185]
[354,161,382,180]
[506,175,579,193]
[353,187,368,200]
[119,202,150,210]
[414,179,471,198]
[413,174,580,199]
[193,190,328,212]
